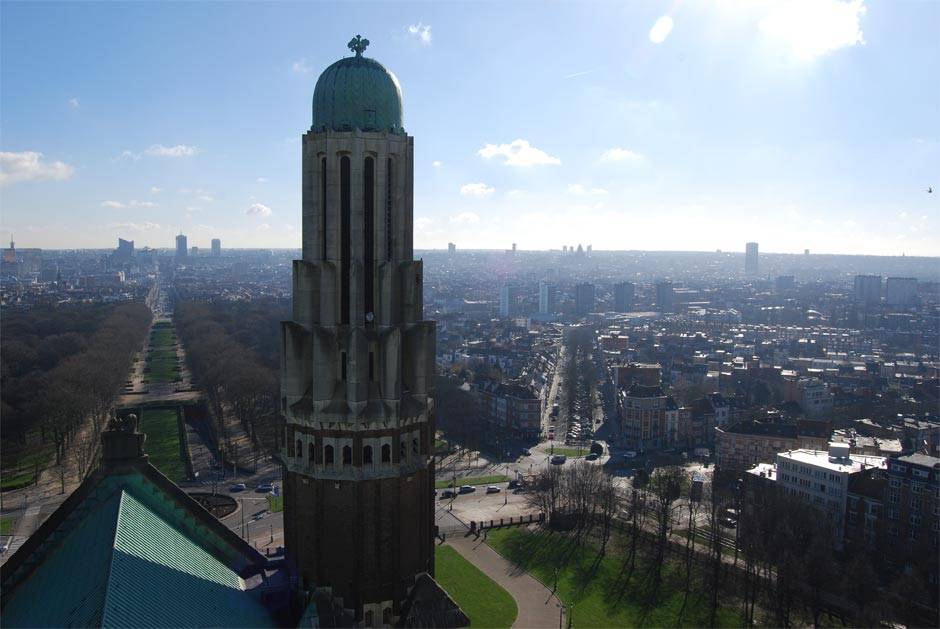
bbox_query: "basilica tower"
[281,36,435,625]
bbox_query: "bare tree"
[647,466,687,595]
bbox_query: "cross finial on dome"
[348,34,369,57]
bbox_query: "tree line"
[1,303,152,490]
[174,302,281,462]
[522,461,929,627]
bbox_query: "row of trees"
[175,302,280,461]
[523,461,922,627]
[1,303,152,489]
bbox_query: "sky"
[1,0,938,255]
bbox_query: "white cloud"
[257,177,268,183]
[432,160,442,168]
[567,183,608,195]
[197,194,214,202]
[899,211,909,220]
[257,223,271,231]
[477,139,561,167]
[101,200,126,209]
[146,144,197,158]
[68,97,80,108]
[599,147,644,162]
[292,58,312,74]
[0,151,75,187]
[759,0,866,61]
[117,150,141,161]
[451,212,481,224]
[246,202,272,217]
[150,186,162,194]
[649,16,674,44]
[109,221,161,231]
[460,182,495,197]
[103,199,157,209]
[406,22,432,45]
[129,200,156,208]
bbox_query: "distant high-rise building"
[655,280,674,313]
[190,246,199,256]
[775,275,795,293]
[499,284,518,317]
[885,277,918,306]
[447,242,456,255]
[562,245,567,253]
[614,281,635,312]
[853,275,882,307]
[576,244,584,256]
[804,249,810,255]
[211,238,221,257]
[175,232,188,259]
[115,238,134,260]
[745,242,759,275]
[575,282,595,315]
[538,281,556,315]
[511,242,517,253]
[586,244,592,255]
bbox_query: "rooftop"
[777,448,886,474]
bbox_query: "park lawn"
[150,328,177,347]
[435,474,509,489]
[1,516,14,535]
[148,348,178,360]
[486,527,740,629]
[140,408,187,482]
[267,495,284,513]
[146,357,181,383]
[549,447,587,458]
[1,435,55,490]
[435,545,517,628]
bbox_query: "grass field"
[486,527,740,628]
[267,495,284,513]
[435,545,517,628]
[548,447,588,458]
[1,436,54,491]
[1,517,14,536]
[435,474,510,489]
[145,357,181,383]
[140,408,187,482]
[145,323,181,384]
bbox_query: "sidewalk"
[447,531,564,629]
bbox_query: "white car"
[623,451,637,459]
[486,486,501,494]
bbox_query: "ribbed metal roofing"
[312,55,404,133]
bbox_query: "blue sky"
[1,1,937,255]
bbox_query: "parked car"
[459,485,476,494]
[486,486,501,494]
[521,448,531,456]
[440,490,455,499]
[256,483,273,493]
[507,480,521,490]
[585,453,599,461]
[550,455,567,465]
[229,483,247,492]
[623,451,637,459]
[719,516,737,529]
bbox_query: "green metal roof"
[312,51,404,133]
[2,488,275,628]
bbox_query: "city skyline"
[2,1,938,254]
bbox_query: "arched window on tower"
[363,445,373,465]
[385,158,393,261]
[342,445,352,465]
[400,440,407,462]
[296,439,303,460]
[309,442,315,464]
[321,157,327,260]
[340,155,351,324]
[324,445,334,466]
[383,608,392,625]
[381,443,391,463]
[364,156,375,320]
[412,437,419,456]
[365,611,374,627]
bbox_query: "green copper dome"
[312,36,404,133]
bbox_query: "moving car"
[459,485,476,494]
[550,454,567,465]
[229,483,247,492]
[486,486,501,494]
[623,451,637,459]
[585,453,599,461]
[256,483,273,493]
[440,490,455,499]
[507,480,522,490]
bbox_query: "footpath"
[447,530,565,629]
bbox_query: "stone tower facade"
[281,36,435,625]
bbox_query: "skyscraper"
[853,274,882,307]
[655,280,674,313]
[211,238,221,257]
[885,277,918,306]
[175,232,187,258]
[447,242,456,256]
[575,282,595,314]
[499,283,517,317]
[280,37,436,624]
[538,281,556,315]
[614,281,635,312]
[745,241,758,275]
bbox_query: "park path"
[447,531,565,629]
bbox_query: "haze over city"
[2,1,937,254]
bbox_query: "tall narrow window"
[321,157,327,260]
[363,445,373,465]
[342,445,352,465]
[381,443,391,463]
[341,352,347,381]
[308,442,315,463]
[340,155,351,324]
[324,445,334,465]
[385,158,393,261]
[296,439,303,459]
[368,351,374,381]
[364,156,375,319]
